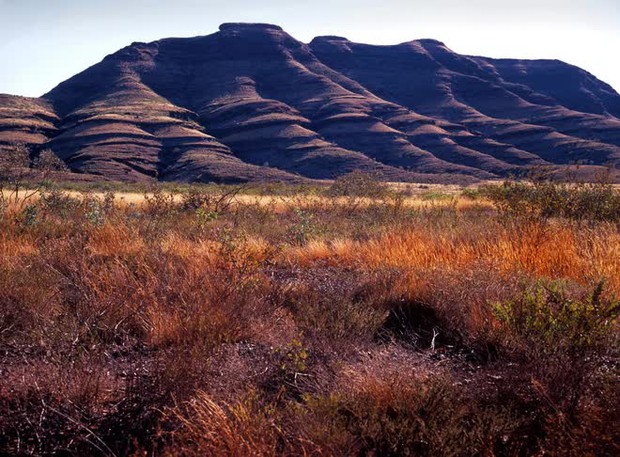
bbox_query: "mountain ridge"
[1,22,619,184]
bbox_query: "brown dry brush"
[0,180,618,456]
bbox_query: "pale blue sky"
[1,0,618,97]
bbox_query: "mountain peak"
[219,23,284,34]
[311,35,350,43]
[414,38,447,46]
[309,35,352,53]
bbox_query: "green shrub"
[142,187,177,217]
[327,170,391,199]
[420,191,453,201]
[460,187,481,200]
[492,280,619,358]
[482,178,620,223]
[180,186,242,213]
[39,188,80,216]
[287,208,321,245]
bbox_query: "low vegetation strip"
[0,174,618,456]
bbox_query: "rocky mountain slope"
[1,23,619,183]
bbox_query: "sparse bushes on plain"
[0,180,618,456]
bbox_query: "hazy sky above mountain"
[0,0,618,97]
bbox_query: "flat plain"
[0,175,619,456]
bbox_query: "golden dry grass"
[287,222,620,294]
[2,186,494,211]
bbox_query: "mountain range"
[1,22,620,184]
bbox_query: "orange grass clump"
[287,221,620,295]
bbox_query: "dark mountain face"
[1,23,619,184]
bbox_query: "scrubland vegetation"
[0,171,619,456]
